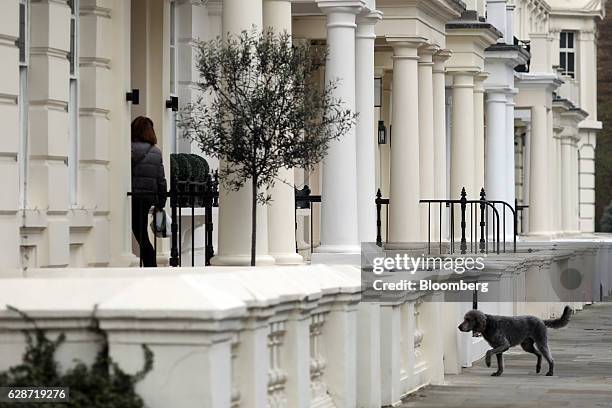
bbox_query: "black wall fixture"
[126,89,140,105]
[166,96,179,112]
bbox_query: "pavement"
[401,301,612,408]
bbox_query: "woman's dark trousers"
[132,197,157,267]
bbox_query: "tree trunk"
[250,176,257,266]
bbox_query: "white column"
[432,50,451,240]
[28,0,71,266]
[561,136,574,232]
[264,0,303,264]
[418,44,437,241]
[523,122,531,233]
[571,139,580,232]
[553,124,563,234]
[316,1,362,254]
[355,10,381,244]
[473,73,487,192]
[450,72,476,199]
[548,107,560,234]
[379,71,392,242]
[80,1,115,265]
[379,305,401,405]
[322,307,358,408]
[280,316,311,407]
[109,0,137,266]
[528,105,552,235]
[379,71,392,198]
[0,0,21,269]
[356,303,381,407]
[485,90,507,205]
[222,0,262,33]
[505,91,516,235]
[213,0,275,265]
[387,37,425,243]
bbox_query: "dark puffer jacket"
[131,142,167,208]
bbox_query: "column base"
[523,232,555,241]
[210,254,276,266]
[110,252,141,267]
[384,242,429,251]
[269,252,304,265]
[311,244,361,265]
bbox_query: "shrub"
[0,306,153,408]
[188,154,209,183]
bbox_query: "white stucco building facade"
[0,0,604,269]
[0,1,611,408]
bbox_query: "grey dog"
[458,306,572,376]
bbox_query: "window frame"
[559,31,576,78]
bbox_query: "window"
[559,31,575,78]
[68,0,79,206]
[18,0,29,209]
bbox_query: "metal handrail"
[127,175,219,267]
[375,187,517,255]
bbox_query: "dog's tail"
[544,306,572,329]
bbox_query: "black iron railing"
[294,185,321,253]
[375,189,390,246]
[376,187,517,255]
[127,172,219,267]
[515,199,529,235]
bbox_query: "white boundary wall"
[0,241,611,408]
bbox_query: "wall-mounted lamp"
[166,96,179,112]
[126,89,140,105]
[378,120,387,145]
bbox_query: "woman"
[131,116,167,267]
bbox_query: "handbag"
[150,208,172,238]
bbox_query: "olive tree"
[179,29,356,266]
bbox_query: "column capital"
[486,90,508,102]
[357,8,383,24]
[446,69,479,78]
[316,0,365,15]
[433,49,452,63]
[356,10,382,39]
[432,49,452,74]
[475,71,489,83]
[474,72,489,93]
[386,36,428,59]
[418,44,439,65]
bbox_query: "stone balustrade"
[0,241,611,408]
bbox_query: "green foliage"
[176,153,193,181]
[0,306,153,408]
[601,200,612,232]
[170,153,181,182]
[189,155,209,183]
[170,154,209,183]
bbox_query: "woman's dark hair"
[131,116,157,144]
